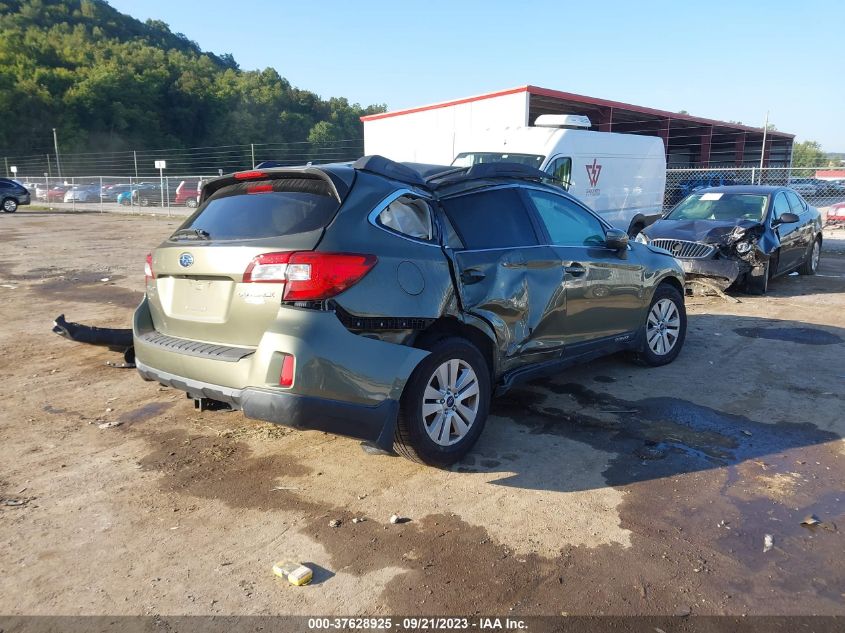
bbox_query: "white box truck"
[450,115,666,235]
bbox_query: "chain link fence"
[665,167,845,217]
[13,175,211,217]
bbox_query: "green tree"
[791,141,827,168]
[0,0,386,168]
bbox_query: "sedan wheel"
[2,198,17,213]
[799,239,821,276]
[422,359,480,447]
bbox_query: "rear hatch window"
[176,178,339,241]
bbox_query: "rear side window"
[177,178,339,240]
[440,188,538,249]
[377,195,433,240]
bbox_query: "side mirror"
[605,228,629,251]
[774,212,799,225]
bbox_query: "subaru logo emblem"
[179,253,194,268]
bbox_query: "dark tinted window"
[177,178,339,241]
[526,190,605,246]
[440,188,538,249]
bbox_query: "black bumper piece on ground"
[135,361,398,452]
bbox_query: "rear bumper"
[132,298,428,451]
[136,359,399,449]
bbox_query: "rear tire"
[2,198,17,213]
[798,238,820,275]
[394,337,491,467]
[633,283,686,367]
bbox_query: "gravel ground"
[0,209,843,617]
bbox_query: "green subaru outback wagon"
[134,156,686,465]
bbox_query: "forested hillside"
[0,0,384,156]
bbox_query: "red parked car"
[46,185,68,202]
[827,202,845,225]
[174,180,199,208]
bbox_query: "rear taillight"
[243,252,291,283]
[279,354,295,387]
[242,251,377,301]
[144,253,155,283]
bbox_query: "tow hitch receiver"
[191,396,232,412]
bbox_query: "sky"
[109,0,845,151]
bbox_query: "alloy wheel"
[422,359,480,446]
[647,298,681,356]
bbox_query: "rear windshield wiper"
[171,228,211,241]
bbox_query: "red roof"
[361,85,794,138]
[816,170,845,179]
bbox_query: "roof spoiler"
[198,165,352,205]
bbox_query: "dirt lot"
[1,209,843,617]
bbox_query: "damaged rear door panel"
[449,246,566,369]
[439,187,567,373]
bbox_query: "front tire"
[394,337,491,466]
[2,198,18,213]
[634,283,686,366]
[798,238,821,275]
[745,259,770,295]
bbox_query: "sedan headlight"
[634,232,649,244]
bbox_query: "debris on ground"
[2,498,29,507]
[763,534,774,552]
[352,517,365,524]
[272,561,313,586]
[801,514,821,527]
[98,420,123,429]
[390,514,409,524]
[52,314,135,368]
[328,519,341,528]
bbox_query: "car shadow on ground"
[457,313,844,495]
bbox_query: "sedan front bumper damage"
[678,258,742,291]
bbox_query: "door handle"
[564,263,587,277]
[460,269,486,284]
